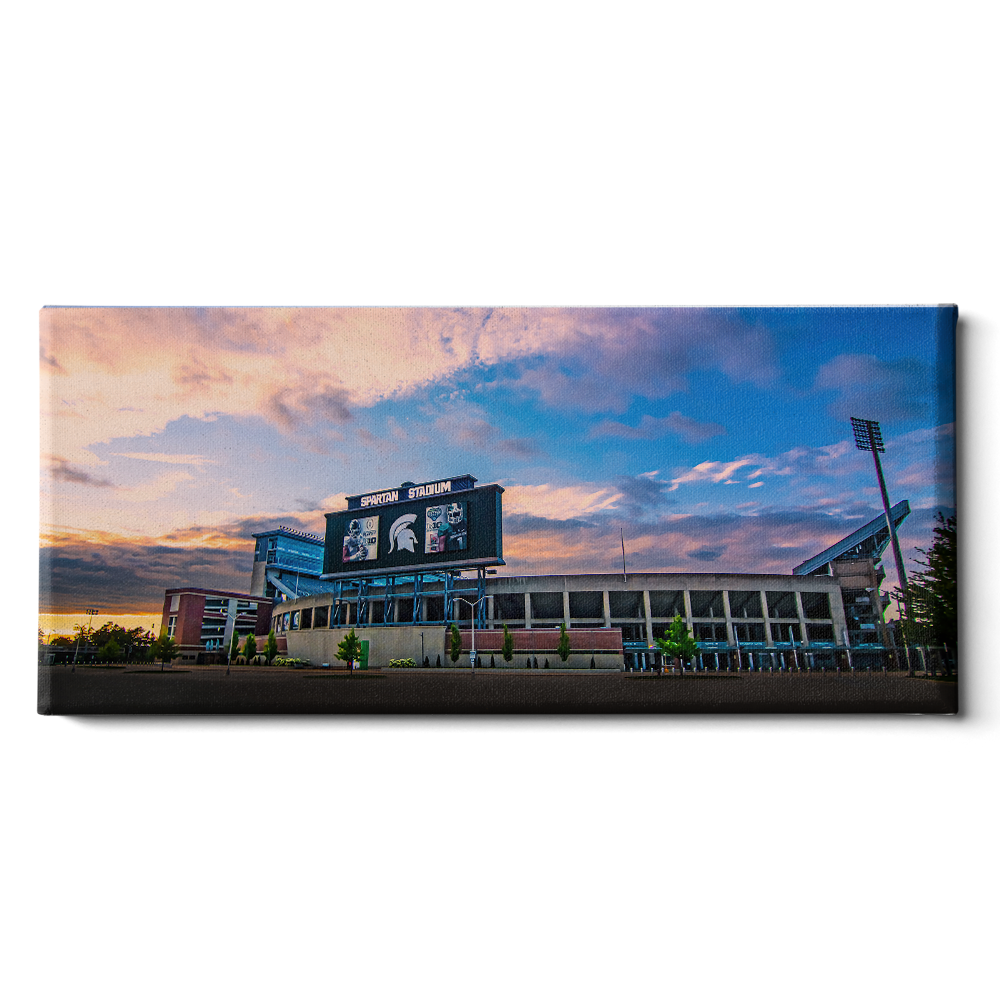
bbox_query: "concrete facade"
[271,571,847,669]
[280,620,625,669]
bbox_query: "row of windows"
[493,590,832,621]
[273,608,837,647]
[270,590,832,622]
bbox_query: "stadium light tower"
[851,417,910,653]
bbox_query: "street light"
[454,597,486,676]
[225,608,239,676]
[72,608,100,671]
[851,417,914,675]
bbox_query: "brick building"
[161,588,273,664]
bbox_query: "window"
[612,622,646,640]
[493,593,525,621]
[609,591,642,618]
[807,624,835,645]
[727,590,763,618]
[568,591,603,618]
[689,591,724,618]
[169,595,180,612]
[694,622,726,641]
[800,592,831,619]
[300,608,312,629]
[530,592,563,619]
[766,591,798,619]
[167,616,177,638]
[649,590,684,618]
[733,622,766,644]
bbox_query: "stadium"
[162,474,916,672]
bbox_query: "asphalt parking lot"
[39,664,958,715]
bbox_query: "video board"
[323,480,504,579]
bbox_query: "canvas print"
[38,306,957,714]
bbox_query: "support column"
[564,591,572,628]
[794,591,808,647]
[524,592,532,629]
[643,590,653,644]
[723,590,735,646]
[602,591,611,629]
[762,590,774,647]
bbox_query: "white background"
[4,2,998,998]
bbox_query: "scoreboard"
[323,476,504,579]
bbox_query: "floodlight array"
[851,416,884,453]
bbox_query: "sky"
[39,306,955,627]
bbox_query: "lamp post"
[225,608,238,676]
[72,608,100,671]
[454,597,486,676]
[851,417,913,675]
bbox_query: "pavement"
[38,664,958,715]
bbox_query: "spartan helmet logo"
[388,513,418,553]
[447,503,464,524]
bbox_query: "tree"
[243,633,258,662]
[336,629,362,671]
[654,615,699,673]
[449,622,463,663]
[900,512,957,650]
[501,623,514,663]
[99,638,122,662]
[88,622,155,662]
[150,630,179,671]
[264,629,279,665]
[228,631,241,662]
[557,622,571,662]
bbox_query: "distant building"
[161,588,273,664]
[250,526,326,602]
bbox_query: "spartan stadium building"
[232,475,912,671]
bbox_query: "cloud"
[687,547,725,561]
[267,380,354,431]
[507,308,780,414]
[814,353,931,421]
[47,457,114,488]
[39,307,777,472]
[432,406,543,458]
[39,537,251,615]
[668,457,761,491]
[589,411,727,443]
[111,452,216,466]
[501,481,623,520]
[609,474,675,519]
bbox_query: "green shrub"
[389,657,417,668]
[273,656,310,668]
